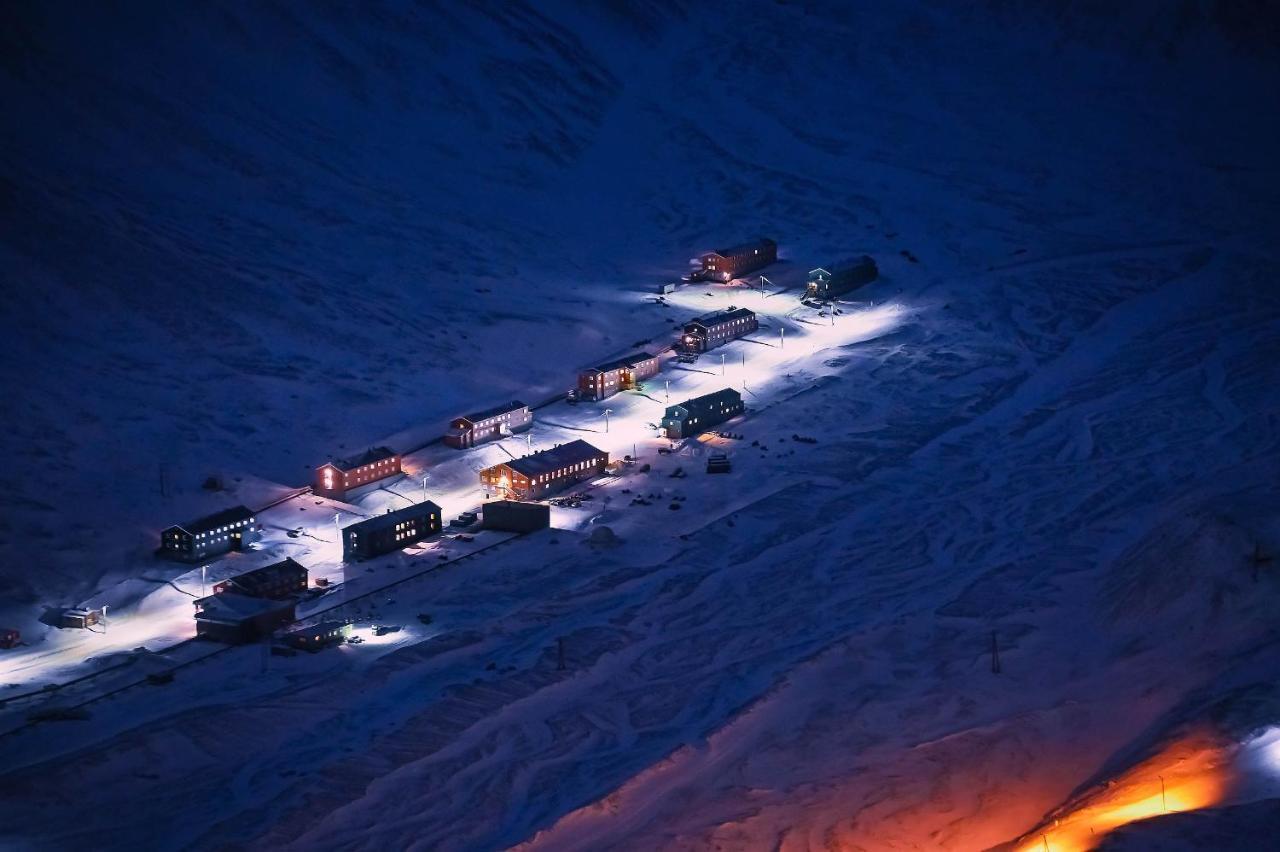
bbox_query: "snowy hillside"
[2,1,1279,850]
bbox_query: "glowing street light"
[201,564,208,598]
[421,475,429,504]
[664,379,669,402]
[721,353,726,375]
[603,408,613,433]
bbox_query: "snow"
[2,1,1280,850]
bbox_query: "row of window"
[533,459,601,484]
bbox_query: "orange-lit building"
[315,446,402,500]
[480,440,608,500]
[692,237,777,282]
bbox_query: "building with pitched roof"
[692,237,776,282]
[444,401,532,449]
[661,388,745,439]
[159,505,259,563]
[314,446,402,500]
[577,352,660,401]
[479,439,608,500]
[342,499,442,560]
[212,558,308,600]
[805,256,878,301]
[679,307,759,353]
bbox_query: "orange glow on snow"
[1014,733,1231,851]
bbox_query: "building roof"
[169,505,254,536]
[584,351,656,374]
[285,620,348,637]
[506,439,606,478]
[687,307,756,329]
[709,237,776,258]
[809,255,876,278]
[345,500,442,536]
[325,446,398,471]
[217,558,307,591]
[669,388,742,419]
[458,400,527,425]
[195,592,293,623]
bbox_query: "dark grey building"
[159,505,259,563]
[342,500,443,561]
[661,388,745,439]
[679,307,759,353]
[805,256,878,301]
[482,500,551,532]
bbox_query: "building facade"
[212,558,308,600]
[482,499,551,532]
[194,593,295,644]
[314,447,402,500]
[480,440,608,500]
[342,500,443,561]
[444,401,532,449]
[693,238,777,282]
[661,388,745,439]
[805,256,878,301]
[577,352,660,401]
[679,307,759,353]
[159,505,259,563]
[284,621,351,651]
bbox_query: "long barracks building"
[693,237,777,282]
[315,447,402,500]
[444,401,532,449]
[342,500,442,561]
[661,388,745,439]
[577,352,660,401]
[680,307,759,353]
[805,256,878,301]
[480,439,608,500]
[159,505,259,563]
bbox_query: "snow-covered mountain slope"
[1,1,1279,850]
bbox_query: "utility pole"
[632,442,637,461]
[991,631,1000,674]
[526,433,532,454]
[101,605,109,636]
[780,326,785,349]
[201,565,207,598]
[1160,775,1167,812]
[334,512,341,541]
[603,409,612,433]
[721,353,725,375]
[422,475,429,504]
[665,379,670,403]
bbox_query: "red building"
[577,352,660,401]
[692,237,777,282]
[212,558,308,600]
[315,446,402,500]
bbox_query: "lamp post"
[665,379,669,402]
[780,326,785,349]
[421,476,429,504]
[603,408,613,433]
[334,512,341,541]
[201,565,207,598]
[101,605,109,636]
[721,353,725,375]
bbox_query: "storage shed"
[482,500,551,533]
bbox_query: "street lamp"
[721,353,725,375]
[421,475,429,504]
[664,379,669,402]
[201,564,208,598]
[603,408,613,433]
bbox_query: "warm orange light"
[1013,732,1230,852]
